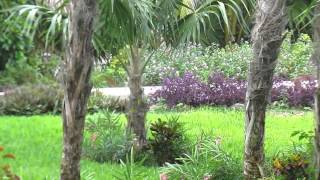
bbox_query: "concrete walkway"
[0,86,162,97]
[93,86,162,97]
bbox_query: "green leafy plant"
[148,116,188,165]
[162,134,241,180]
[0,146,19,180]
[83,110,133,163]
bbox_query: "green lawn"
[0,108,314,179]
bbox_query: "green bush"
[162,134,241,180]
[0,84,63,115]
[83,110,133,163]
[148,116,189,166]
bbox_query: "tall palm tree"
[244,0,288,179]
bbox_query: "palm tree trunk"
[313,2,320,179]
[126,45,148,150]
[60,0,96,179]
[244,0,287,179]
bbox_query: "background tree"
[244,0,288,179]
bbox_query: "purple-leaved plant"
[151,73,317,108]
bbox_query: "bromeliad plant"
[148,116,188,166]
[0,146,19,180]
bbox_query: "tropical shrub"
[162,135,241,180]
[83,110,133,163]
[0,84,63,115]
[148,116,188,165]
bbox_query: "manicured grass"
[0,108,313,179]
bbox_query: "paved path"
[93,86,161,97]
[0,86,162,97]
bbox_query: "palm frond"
[5,4,68,50]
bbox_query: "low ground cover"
[0,108,313,179]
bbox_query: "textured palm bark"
[313,2,320,180]
[126,46,148,150]
[60,0,96,179]
[244,0,288,179]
